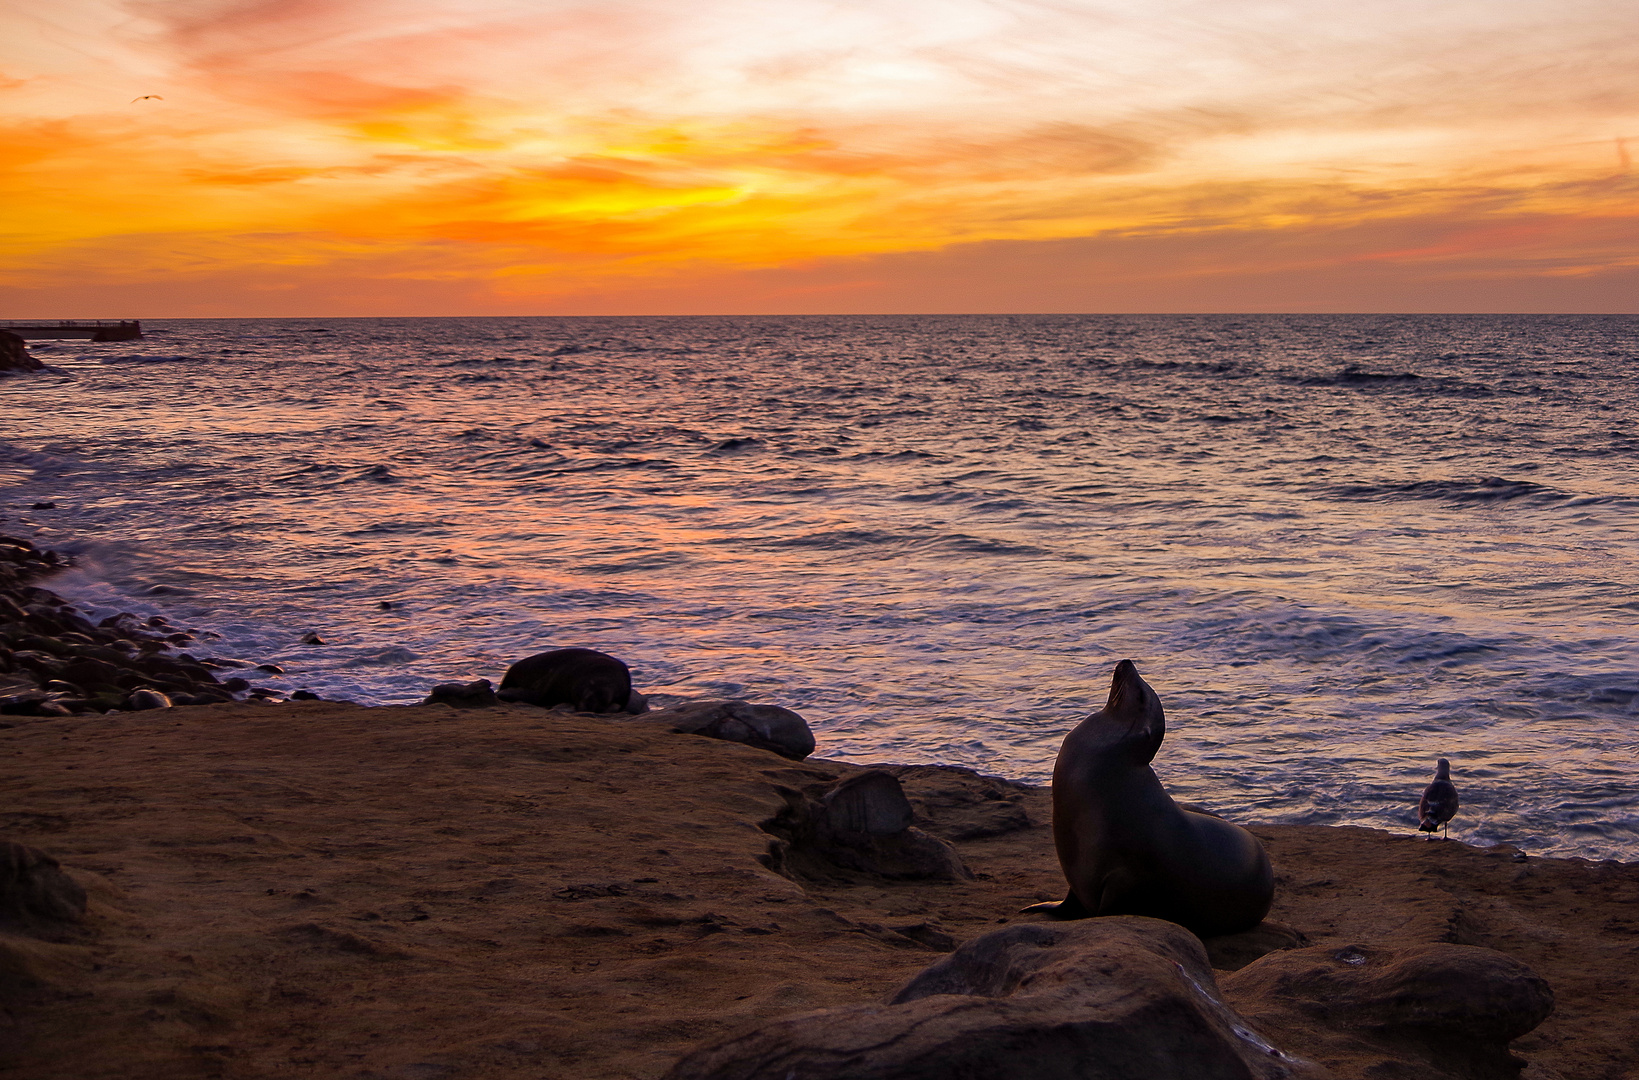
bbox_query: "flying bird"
[1418,758,1459,838]
[132,95,163,102]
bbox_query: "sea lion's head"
[1086,659,1166,765]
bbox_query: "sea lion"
[1025,660,1273,937]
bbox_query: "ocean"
[4,314,1636,860]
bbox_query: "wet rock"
[125,689,173,710]
[422,678,499,708]
[1221,941,1554,1080]
[1,535,235,711]
[0,331,41,374]
[496,648,632,714]
[666,916,1312,1080]
[0,690,52,716]
[760,770,971,883]
[172,689,235,706]
[650,699,815,761]
[0,842,87,925]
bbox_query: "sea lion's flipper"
[1018,889,1093,920]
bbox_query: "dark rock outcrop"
[0,331,41,374]
[650,699,815,760]
[496,648,632,714]
[668,916,1556,1080]
[666,916,1314,1080]
[1221,941,1554,1080]
[0,534,242,715]
[422,678,499,708]
[0,842,86,925]
[875,764,1033,840]
[759,770,972,883]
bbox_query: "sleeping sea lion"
[1024,659,1273,937]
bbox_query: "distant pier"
[1,319,142,341]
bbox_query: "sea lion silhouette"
[1024,660,1274,937]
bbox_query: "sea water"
[4,315,1636,860]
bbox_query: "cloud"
[2,0,1636,312]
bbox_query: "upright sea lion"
[1025,660,1273,937]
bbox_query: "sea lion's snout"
[1105,659,1148,713]
[1099,660,1165,760]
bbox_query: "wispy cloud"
[2,0,1635,312]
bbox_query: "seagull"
[132,95,163,103]
[1418,758,1459,839]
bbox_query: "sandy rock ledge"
[1,702,1635,1079]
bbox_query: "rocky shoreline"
[2,543,1636,1079]
[0,534,297,717]
[0,331,42,375]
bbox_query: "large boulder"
[0,842,87,925]
[665,916,1316,1080]
[0,331,40,374]
[1221,941,1554,1080]
[760,770,972,883]
[874,764,1033,841]
[495,648,633,713]
[422,678,499,708]
[650,699,815,760]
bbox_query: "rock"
[1203,921,1311,971]
[0,690,52,716]
[495,648,632,714]
[760,771,972,883]
[665,916,1313,1080]
[822,770,913,834]
[422,678,499,708]
[0,842,87,924]
[300,631,327,645]
[874,764,1033,840]
[291,689,320,700]
[650,699,815,760]
[0,331,41,375]
[58,656,138,693]
[125,689,173,710]
[624,689,649,714]
[1222,941,1554,1080]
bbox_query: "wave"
[96,353,195,364]
[1324,476,1571,505]
[1292,366,1497,397]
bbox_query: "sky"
[1,0,1635,315]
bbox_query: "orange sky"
[2,0,1635,315]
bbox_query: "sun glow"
[2,0,1635,314]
